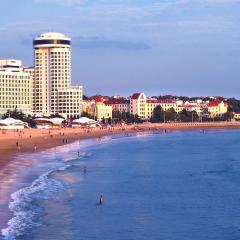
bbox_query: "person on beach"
[16,141,19,148]
[99,195,104,205]
[34,144,37,151]
[77,150,80,157]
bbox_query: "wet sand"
[1,121,240,169]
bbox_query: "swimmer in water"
[99,195,104,205]
[83,166,87,175]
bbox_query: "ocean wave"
[79,152,92,158]
[1,169,66,240]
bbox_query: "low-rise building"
[130,93,147,119]
[146,99,182,119]
[104,99,130,113]
[83,98,112,121]
[207,100,228,117]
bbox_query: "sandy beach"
[1,121,240,169]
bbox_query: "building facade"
[0,59,32,116]
[104,99,130,113]
[207,100,228,117]
[129,93,184,120]
[83,98,112,121]
[23,67,35,111]
[33,32,83,119]
[130,93,147,119]
[146,99,182,119]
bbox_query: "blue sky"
[1,0,240,97]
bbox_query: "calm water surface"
[1,130,240,240]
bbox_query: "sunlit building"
[104,99,130,113]
[83,98,112,121]
[207,100,228,117]
[33,32,83,119]
[130,93,147,119]
[0,59,32,116]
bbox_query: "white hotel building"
[33,32,83,119]
[0,59,32,116]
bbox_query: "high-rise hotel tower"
[33,32,83,119]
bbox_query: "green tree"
[102,117,106,124]
[151,106,164,123]
[112,110,123,120]
[81,111,93,119]
[165,108,177,122]
[179,110,198,122]
[108,117,112,124]
[201,109,211,122]
[124,113,142,124]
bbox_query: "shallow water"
[1,130,240,240]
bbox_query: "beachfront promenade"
[0,121,240,168]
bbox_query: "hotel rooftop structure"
[33,32,83,119]
[0,59,32,116]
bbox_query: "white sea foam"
[1,169,65,240]
[1,138,98,240]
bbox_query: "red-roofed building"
[82,99,112,121]
[130,93,147,119]
[145,99,184,119]
[131,93,141,100]
[207,100,228,117]
[104,99,130,113]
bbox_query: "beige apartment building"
[104,99,130,113]
[130,93,147,119]
[33,32,83,119]
[0,59,32,115]
[130,93,182,120]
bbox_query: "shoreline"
[1,121,240,169]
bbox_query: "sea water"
[1,130,240,240]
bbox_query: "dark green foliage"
[165,108,177,122]
[81,111,94,119]
[112,111,142,123]
[179,109,198,122]
[151,106,164,123]
[227,98,240,112]
[83,95,89,100]
[108,117,112,124]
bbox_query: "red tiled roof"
[96,97,103,103]
[147,99,176,104]
[207,100,222,107]
[184,104,199,108]
[131,93,141,99]
[104,99,130,105]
